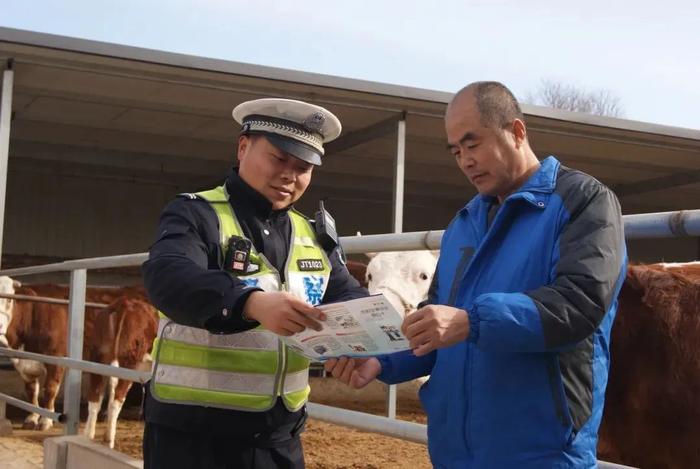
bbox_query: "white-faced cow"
[365,251,438,317]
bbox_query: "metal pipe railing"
[307,402,426,443]
[0,210,698,278]
[0,253,148,277]
[0,348,150,383]
[623,209,700,239]
[0,391,64,423]
[0,293,108,309]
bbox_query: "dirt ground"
[0,376,430,469]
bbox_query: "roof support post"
[392,118,406,234]
[0,59,14,269]
[386,116,406,420]
[63,269,87,435]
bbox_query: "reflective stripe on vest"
[157,318,278,350]
[155,364,309,396]
[151,185,330,412]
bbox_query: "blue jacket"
[378,157,627,468]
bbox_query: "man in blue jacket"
[325,81,627,468]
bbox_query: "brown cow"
[0,281,152,435]
[4,285,67,430]
[345,260,368,288]
[598,262,700,469]
[83,296,158,448]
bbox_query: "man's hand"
[243,291,326,336]
[324,357,382,389]
[402,304,470,356]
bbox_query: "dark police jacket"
[141,169,367,442]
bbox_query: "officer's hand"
[243,291,326,336]
[324,357,381,389]
[402,304,470,356]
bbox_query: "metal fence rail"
[0,391,64,423]
[306,402,426,443]
[0,210,697,279]
[0,293,108,309]
[0,348,149,383]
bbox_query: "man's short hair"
[468,81,524,129]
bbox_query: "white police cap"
[232,98,342,166]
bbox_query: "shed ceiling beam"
[325,112,405,155]
[612,169,700,197]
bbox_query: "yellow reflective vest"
[151,185,331,412]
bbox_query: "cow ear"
[430,250,440,260]
[12,279,22,288]
[365,252,377,260]
[625,265,645,291]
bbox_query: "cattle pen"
[1,209,699,469]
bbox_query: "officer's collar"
[226,168,294,219]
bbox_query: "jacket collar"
[463,156,560,213]
[225,168,293,220]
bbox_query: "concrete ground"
[0,426,52,469]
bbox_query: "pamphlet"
[284,294,410,360]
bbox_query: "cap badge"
[303,111,325,134]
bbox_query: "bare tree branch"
[524,80,624,118]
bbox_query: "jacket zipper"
[460,193,537,290]
[274,280,288,397]
[460,197,513,454]
[276,218,296,399]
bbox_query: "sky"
[2,0,699,130]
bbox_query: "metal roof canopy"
[1,26,699,256]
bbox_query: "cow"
[598,261,700,469]
[345,260,369,289]
[0,276,20,348]
[1,282,68,431]
[0,278,155,443]
[349,251,438,386]
[83,296,158,448]
[364,251,438,317]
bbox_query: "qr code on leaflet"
[337,314,360,329]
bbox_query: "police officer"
[142,98,368,469]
